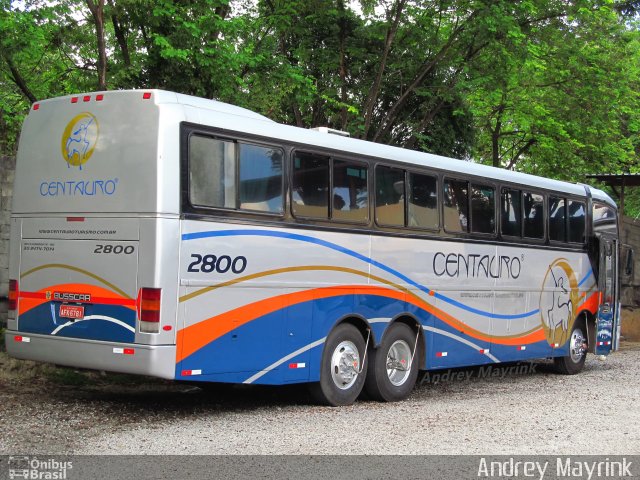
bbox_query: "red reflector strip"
[597,341,612,346]
[33,103,40,110]
[14,336,31,343]
[96,94,104,101]
[143,92,152,99]
[517,346,527,351]
[71,97,78,103]
[162,325,172,331]
[8,279,18,311]
[479,349,489,354]
[288,362,306,369]
[553,343,560,348]
[181,369,202,376]
[66,217,85,222]
[113,347,135,355]
[83,95,91,102]
[436,352,448,357]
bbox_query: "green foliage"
[1,0,639,212]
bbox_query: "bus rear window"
[189,135,235,209]
[189,134,284,213]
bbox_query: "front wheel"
[309,323,368,406]
[553,321,587,375]
[364,323,419,402]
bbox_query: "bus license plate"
[59,305,84,319]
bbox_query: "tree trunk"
[87,0,108,91]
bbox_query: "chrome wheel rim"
[386,339,412,386]
[570,328,586,363]
[330,340,361,390]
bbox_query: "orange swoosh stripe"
[176,285,544,363]
[577,291,600,316]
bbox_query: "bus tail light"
[8,279,18,313]
[139,288,161,333]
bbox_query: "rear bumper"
[5,330,176,379]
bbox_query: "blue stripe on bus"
[182,229,540,320]
[578,268,593,287]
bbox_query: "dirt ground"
[622,307,640,341]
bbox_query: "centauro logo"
[61,112,99,169]
[539,259,579,346]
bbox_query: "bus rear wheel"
[364,323,419,402]
[553,321,587,375]
[309,323,368,406]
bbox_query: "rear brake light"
[143,92,152,100]
[139,288,161,333]
[8,279,18,312]
[71,97,78,103]
[33,103,40,110]
[96,94,104,101]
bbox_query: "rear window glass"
[189,134,284,213]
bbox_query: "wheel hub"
[330,341,360,390]
[570,328,586,363]
[386,340,412,387]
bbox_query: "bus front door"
[595,236,618,355]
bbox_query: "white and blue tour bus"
[6,90,621,405]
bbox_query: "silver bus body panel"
[5,330,176,379]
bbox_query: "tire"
[553,320,587,375]
[364,323,419,402]
[309,323,368,406]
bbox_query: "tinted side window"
[408,172,438,229]
[471,184,495,234]
[189,135,235,209]
[443,179,468,233]
[593,202,617,234]
[523,192,544,239]
[568,200,586,243]
[375,166,405,226]
[239,144,284,213]
[292,152,330,219]
[549,196,566,242]
[501,188,521,237]
[333,160,368,223]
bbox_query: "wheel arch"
[577,308,597,354]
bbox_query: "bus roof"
[159,90,616,207]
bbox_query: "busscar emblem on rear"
[60,112,99,169]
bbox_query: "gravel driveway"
[1,344,639,455]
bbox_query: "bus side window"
[292,152,330,219]
[333,160,368,223]
[523,192,544,239]
[470,184,495,234]
[443,178,468,233]
[568,200,586,243]
[501,188,521,237]
[239,144,284,214]
[549,196,566,242]
[407,172,438,229]
[375,166,405,227]
[189,135,236,209]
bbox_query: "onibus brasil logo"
[539,258,579,346]
[60,112,99,169]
